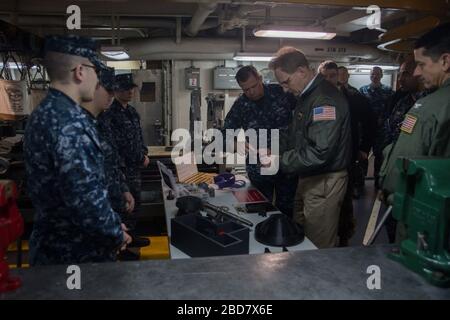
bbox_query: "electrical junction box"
[213,67,240,90]
[171,213,250,257]
[185,67,200,90]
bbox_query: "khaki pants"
[294,170,348,249]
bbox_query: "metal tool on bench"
[175,195,203,216]
[203,201,254,227]
[388,158,450,288]
[174,196,253,227]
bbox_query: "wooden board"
[363,198,381,246]
[148,146,173,157]
[182,172,215,184]
[175,152,216,184]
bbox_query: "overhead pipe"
[184,1,218,37]
[121,37,387,62]
[0,15,178,29]
[263,0,449,13]
[176,17,182,44]
[0,14,220,35]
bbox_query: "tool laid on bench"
[203,201,254,227]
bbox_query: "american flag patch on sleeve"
[313,106,336,121]
[400,114,418,134]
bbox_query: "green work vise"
[389,157,450,287]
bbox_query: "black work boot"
[128,235,151,248]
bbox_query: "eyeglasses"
[71,64,99,73]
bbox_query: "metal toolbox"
[171,213,249,257]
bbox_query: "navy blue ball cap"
[115,73,138,91]
[44,34,102,68]
[98,64,117,91]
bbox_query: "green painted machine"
[389,157,450,287]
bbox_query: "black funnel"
[255,214,305,247]
[176,195,203,216]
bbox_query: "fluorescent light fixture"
[0,63,37,69]
[348,64,400,71]
[254,25,336,40]
[233,52,273,62]
[101,46,130,60]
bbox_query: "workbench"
[2,245,449,299]
[161,177,317,259]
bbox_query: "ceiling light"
[253,25,336,40]
[0,63,37,69]
[233,52,273,62]
[348,64,400,71]
[101,46,130,60]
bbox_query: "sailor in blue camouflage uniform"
[98,73,149,233]
[82,65,143,257]
[223,66,297,217]
[81,65,134,218]
[359,67,394,188]
[23,35,130,265]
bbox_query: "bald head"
[400,59,417,74]
[398,60,419,92]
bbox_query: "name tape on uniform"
[313,106,336,121]
[400,114,418,134]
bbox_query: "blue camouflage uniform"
[80,105,129,214]
[23,35,123,265]
[223,84,297,217]
[98,115,129,213]
[359,84,394,122]
[95,65,130,214]
[98,74,148,223]
[359,83,394,186]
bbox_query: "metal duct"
[263,0,449,13]
[185,1,219,37]
[0,15,179,29]
[122,37,387,62]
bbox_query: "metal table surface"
[2,245,449,300]
[161,177,317,259]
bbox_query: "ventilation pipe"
[184,1,218,37]
[121,37,387,63]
